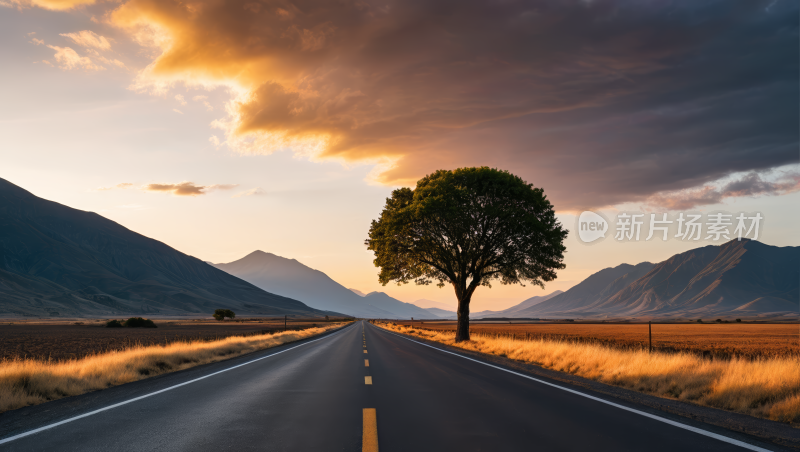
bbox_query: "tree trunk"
[455,292,471,342]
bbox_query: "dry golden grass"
[0,320,333,361]
[376,322,800,426]
[398,322,800,360]
[0,323,346,413]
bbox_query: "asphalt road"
[0,321,785,451]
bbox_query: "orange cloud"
[143,182,238,196]
[47,45,104,70]
[2,0,96,11]
[60,30,111,50]
[24,0,777,211]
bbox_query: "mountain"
[362,291,438,319]
[413,298,455,311]
[472,290,564,318]
[349,288,367,297]
[515,240,798,319]
[0,177,329,318]
[424,307,456,318]
[213,251,434,319]
[506,290,564,313]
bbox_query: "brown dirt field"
[394,321,800,359]
[0,319,333,361]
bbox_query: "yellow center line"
[364,376,373,385]
[362,408,379,452]
[363,350,368,353]
[365,359,369,367]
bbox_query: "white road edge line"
[375,324,773,452]
[0,324,353,445]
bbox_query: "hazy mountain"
[362,291,437,319]
[472,290,564,318]
[0,177,329,318]
[213,252,433,319]
[349,288,367,297]
[424,307,456,318]
[516,240,798,319]
[413,298,455,311]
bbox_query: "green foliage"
[213,309,235,321]
[123,317,157,328]
[367,167,566,289]
[366,167,567,340]
[105,319,123,328]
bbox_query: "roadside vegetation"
[106,317,157,328]
[375,322,800,426]
[393,321,800,360]
[213,309,236,321]
[0,323,345,413]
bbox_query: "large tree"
[366,167,567,341]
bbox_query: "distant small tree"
[366,167,567,342]
[698,319,703,323]
[214,309,235,321]
[715,319,722,323]
[106,319,123,328]
[735,318,742,323]
[325,315,330,321]
[123,317,157,328]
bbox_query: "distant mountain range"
[3,177,792,321]
[471,291,565,318]
[509,240,798,320]
[213,251,434,319]
[0,177,330,318]
[412,298,455,311]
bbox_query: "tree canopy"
[213,309,236,321]
[366,167,567,341]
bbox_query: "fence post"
[284,315,287,331]
[649,321,652,353]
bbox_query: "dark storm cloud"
[85,0,800,209]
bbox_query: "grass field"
[0,319,334,362]
[395,321,800,360]
[0,322,347,413]
[376,321,800,426]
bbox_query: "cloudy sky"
[1,0,798,311]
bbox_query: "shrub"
[106,319,123,328]
[123,317,157,328]
[736,319,742,322]
[213,309,235,321]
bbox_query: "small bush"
[106,320,123,328]
[736,319,742,323]
[123,317,157,328]
[213,309,235,321]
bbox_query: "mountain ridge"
[514,240,798,319]
[0,177,329,318]
[213,251,436,319]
